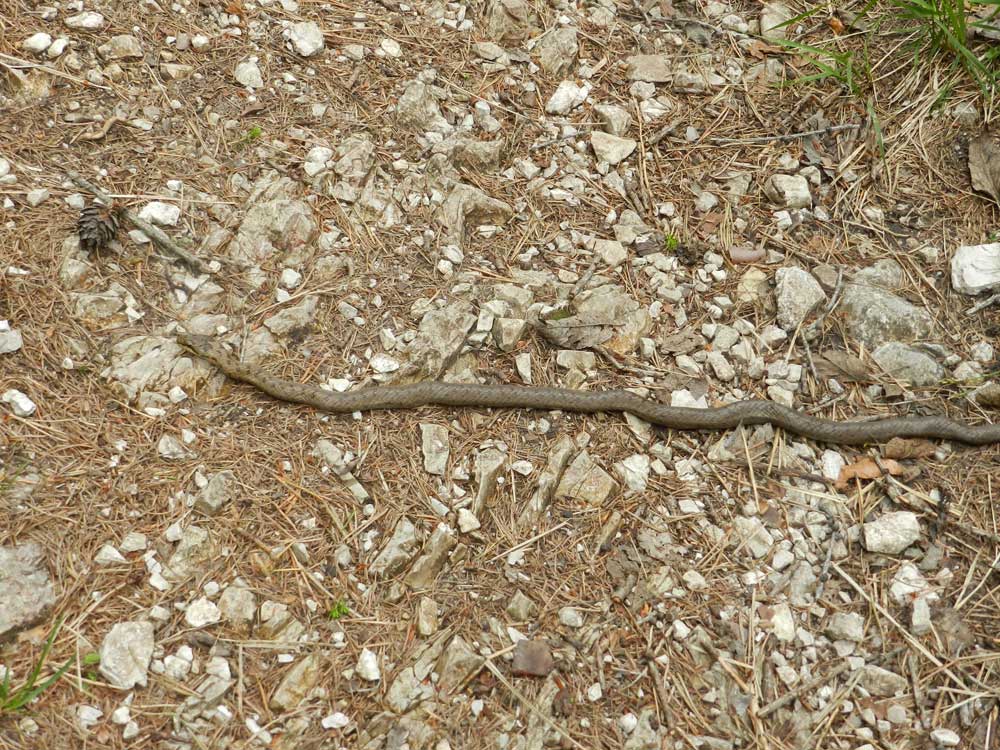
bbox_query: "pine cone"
[77,202,122,253]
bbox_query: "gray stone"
[555,451,618,505]
[2,389,35,417]
[840,265,934,348]
[416,597,439,636]
[775,267,826,331]
[951,241,1000,295]
[194,471,235,516]
[545,80,589,114]
[270,653,324,709]
[263,296,318,336]
[371,518,420,577]
[871,343,944,386]
[288,21,324,57]
[826,612,864,642]
[234,57,263,88]
[438,183,512,245]
[98,35,143,60]
[436,635,482,692]
[760,2,793,39]
[860,665,908,696]
[1,322,24,354]
[863,511,921,554]
[420,423,449,475]
[165,526,213,580]
[65,11,105,29]
[734,516,772,558]
[99,621,155,689]
[769,603,796,642]
[21,33,52,54]
[594,103,632,137]
[26,188,48,207]
[506,590,536,620]
[395,80,450,134]
[625,54,672,82]
[595,239,627,267]
[483,0,539,42]
[230,194,318,267]
[457,508,481,533]
[218,582,256,628]
[625,708,663,750]
[404,523,457,588]
[765,174,811,208]
[473,447,506,515]
[492,317,527,351]
[930,728,961,747]
[386,667,433,711]
[534,27,577,75]
[138,201,180,226]
[591,132,637,165]
[0,543,56,639]
[184,597,221,627]
[558,606,584,628]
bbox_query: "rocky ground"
[3,0,1000,748]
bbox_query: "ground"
[2,1,1000,749]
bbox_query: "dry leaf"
[835,457,904,488]
[883,437,937,460]
[815,351,870,382]
[968,134,1000,205]
[827,16,846,33]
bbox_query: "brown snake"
[177,333,1000,446]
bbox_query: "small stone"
[21,33,52,54]
[826,612,864,642]
[558,607,584,628]
[2,389,36,417]
[775,267,826,331]
[511,639,554,677]
[218,583,256,628]
[0,544,56,639]
[185,597,221,627]
[288,21,324,57]
[192,34,211,51]
[99,621,155,689]
[863,511,921,554]
[138,201,180,226]
[420,423,449,475]
[457,508,481,533]
[98,35,143,60]
[593,104,632,137]
[872,343,944,386]
[234,57,264,88]
[157,434,189,459]
[591,131,637,165]
[911,597,932,635]
[120,532,147,553]
[951,242,1000,295]
[930,728,961,747]
[625,54,672,82]
[0,321,23,354]
[322,712,351,729]
[26,188,49,207]
[492,317,527,351]
[545,80,588,114]
[65,11,106,29]
[734,516,773,558]
[594,239,627,267]
[507,590,536,620]
[587,682,603,701]
[768,603,796,642]
[860,665,908,696]
[194,471,235,516]
[761,2,793,39]
[356,648,381,681]
[765,174,812,208]
[416,597,438,636]
[270,653,323,710]
[95,545,127,565]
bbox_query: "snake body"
[177,333,1000,446]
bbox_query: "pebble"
[2,389,36,417]
[356,648,381,681]
[558,607,584,628]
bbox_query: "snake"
[176,333,1000,446]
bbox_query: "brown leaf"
[815,350,870,382]
[835,457,904,489]
[827,16,845,33]
[968,134,1000,205]
[883,437,937,460]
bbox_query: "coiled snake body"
[178,333,1000,446]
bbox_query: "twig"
[0,52,111,90]
[966,289,1000,316]
[78,116,124,142]
[66,171,218,275]
[757,661,850,718]
[648,119,682,146]
[711,124,860,145]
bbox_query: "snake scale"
[177,333,1000,446]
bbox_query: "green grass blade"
[5,657,74,711]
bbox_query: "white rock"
[2,389,36,417]
[234,58,264,88]
[191,34,211,51]
[591,131,636,165]
[769,603,796,642]
[380,38,402,57]
[21,33,52,54]
[614,454,649,492]
[322,712,351,729]
[47,38,68,58]
[157,434,189,459]
[110,705,130,724]
[99,621,155,689]
[558,607,584,628]
[26,189,49,207]
[862,512,921,554]
[0,321,23,354]
[765,174,812,208]
[65,12,106,29]
[457,508,481,533]
[280,268,302,288]
[930,728,960,747]
[951,242,1000,295]
[95,545,127,565]
[76,705,103,728]
[288,21,324,57]
[185,597,221,627]
[545,80,589,114]
[138,201,180,226]
[586,682,603,701]
[370,353,399,373]
[356,648,381,681]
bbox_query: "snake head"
[176,331,232,367]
